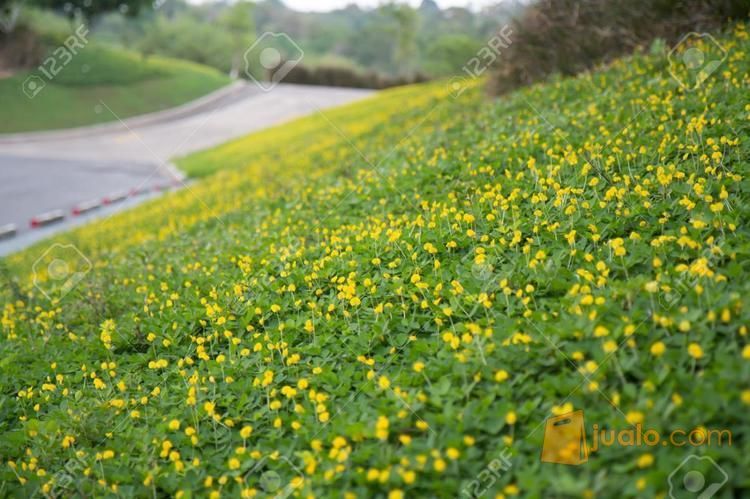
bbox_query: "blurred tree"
[218,0,254,78]
[29,0,152,20]
[79,0,512,79]
[383,4,417,75]
[342,8,395,75]
[0,1,23,33]
[422,34,483,76]
[137,13,235,73]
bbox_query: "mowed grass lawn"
[0,44,230,133]
[1,23,749,498]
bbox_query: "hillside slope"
[1,24,749,498]
[0,43,230,133]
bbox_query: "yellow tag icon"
[540,410,588,465]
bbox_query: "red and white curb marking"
[2,180,184,241]
[102,191,129,205]
[30,209,65,228]
[0,224,17,240]
[72,199,101,216]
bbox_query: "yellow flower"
[61,435,75,449]
[375,415,389,440]
[494,370,509,382]
[650,342,666,357]
[240,426,253,439]
[551,403,573,416]
[688,343,704,359]
[168,419,181,431]
[625,411,644,425]
[504,484,519,495]
[593,325,609,337]
[505,411,517,425]
[413,361,425,373]
[228,458,240,470]
[742,345,750,359]
[99,319,115,350]
[636,453,654,468]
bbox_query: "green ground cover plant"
[1,23,749,498]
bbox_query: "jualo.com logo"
[539,410,731,498]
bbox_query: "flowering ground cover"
[1,24,749,498]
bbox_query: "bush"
[269,62,430,89]
[489,0,750,95]
[0,7,74,72]
[0,27,46,72]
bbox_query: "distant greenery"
[3,0,518,93]
[28,0,152,19]
[92,0,520,79]
[0,43,229,133]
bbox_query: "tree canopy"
[29,0,152,19]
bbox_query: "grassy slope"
[1,24,749,498]
[176,85,427,179]
[0,44,230,133]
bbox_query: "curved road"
[0,83,373,256]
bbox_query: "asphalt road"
[0,83,373,256]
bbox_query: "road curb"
[0,80,248,145]
[30,210,65,228]
[72,199,101,216]
[0,182,185,243]
[0,224,17,240]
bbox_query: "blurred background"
[2,0,520,91]
[2,0,746,133]
[0,0,528,135]
[0,0,746,252]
